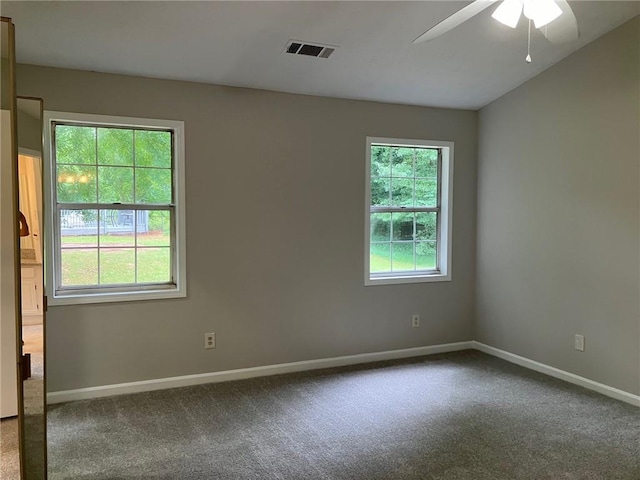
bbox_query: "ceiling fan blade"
[413,0,499,44]
[541,0,579,44]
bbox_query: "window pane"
[60,209,98,244]
[391,147,414,178]
[370,213,391,242]
[56,165,97,203]
[100,210,135,246]
[137,248,171,283]
[415,149,438,177]
[392,212,414,241]
[61,248,98,286]
[391,242,414,271]
[137,210,171,246]
[367,139,450,283]
[391,178,413,207]
[51,114,183,299]
[99,248,135,285]
[370,177,390,206]
[135,130,171,168]
[370,145,390,178]
[135,168,172,204]
[98,166,134,203]
[370,243,391,273]
[98,128,133,166]
[416,242,437,270]
[55,125,96,165]
[416,212,437,241]
[415,178,437,208]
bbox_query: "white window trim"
[43,110,187,305]
[364,136,453,286]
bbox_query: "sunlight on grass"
[61,243,170,286]
[370,244,436,273]
[61,249,98,285]
[370,254,414,272]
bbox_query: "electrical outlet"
[574,334,585,352]
[205,332,216,349]
[412,314,420,328]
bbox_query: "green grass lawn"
[61,233,170,285]
[370,243,436,273]
[61,233,170,247]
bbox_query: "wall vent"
[285,40,336,59]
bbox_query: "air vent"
[285,40,336,59]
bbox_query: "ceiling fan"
[414,0,579,62]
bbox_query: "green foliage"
[56,126,96,165]
[416,241,437,267]
[147,211,170,235]
[369,144,440,274]
[98,166,134,203]
[98,128,133,166]
[135,131,171,168]
[370,212,437,244]
[370,146,390,206]
[370,145,439,207]
[135,168,171,204]
[415,212,437,241]
[57,125,174,288]
[56,125,173,205]
[57,165,97,202]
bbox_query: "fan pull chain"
[526,19,532,63]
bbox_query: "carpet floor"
[1,417,20,479]
[1,324,45,480]
[48,350,640,480]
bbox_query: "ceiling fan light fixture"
[491,0,523,28]
[523,0,562,28]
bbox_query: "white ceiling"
[2,1,638,110]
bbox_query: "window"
[365,137,453,285]
[44,111,186,304]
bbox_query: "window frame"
[365,137,453,286]
[44,111,186,305]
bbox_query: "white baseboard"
[47,341,473,404]
[473,341,640,407]
[48,340,640,407]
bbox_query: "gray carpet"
[48,351,640,480]
[1,417,20,480]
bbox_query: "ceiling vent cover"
[285,40,336,59]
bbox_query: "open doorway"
[18,150,44,367]
[1,95,46,479]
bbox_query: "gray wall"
[17,107,41,152]
[16,65,478,392]
[476,17,639,395]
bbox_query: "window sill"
[49,287,186,306]
[365,273,451,286]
